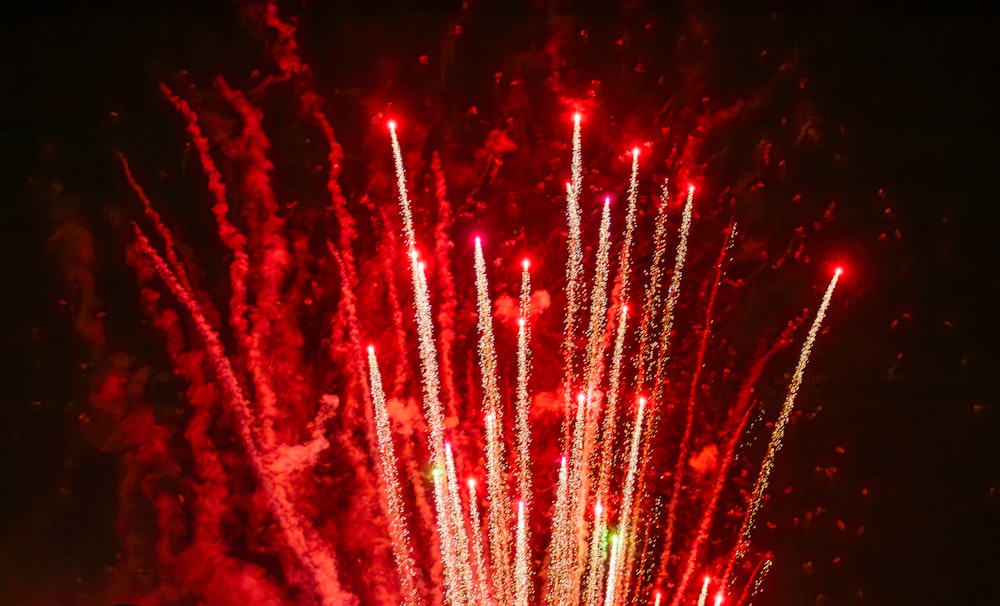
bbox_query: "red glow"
[367,344,375,355]
[632,146,641,157]
[522,258,530,270]
[835,265,844,277]
[573,112,582,123]
[387,119,397,130]
[475,235,482,246]
[467,478,476,489]
[604,195,611,205]
[689,184,696,194]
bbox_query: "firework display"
[71,4,856,606]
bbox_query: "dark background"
[1,1,997,604]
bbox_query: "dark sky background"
[1,1,998,605]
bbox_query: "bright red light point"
[518,317,525,327]
[714,592,724,606]
[604,195,611,205]
[632,146,640,157]
[475,235,481,246]
[522,258,530,270]
[689,184,696,193]
[387,119,397,130]
[573,112,582,123]
[639,396,647,406]
[835,266,844,277]
[467,478,476,489]
[367,345,375,355]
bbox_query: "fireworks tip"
[605,195,611,205]
[467,478,476,489]
[689,183,696,193]
[714,593,724,606]
[835,265,844,277]
[518,317,526,327]
[639,396,647,406]
[387,119,396,131]
[632,146,640,157]
[366,344,375,355]
[522,258,530,270]
[573,111,582,123]
[475,235,481,246]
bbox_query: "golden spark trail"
[433,467,463,605]
[652,184,694,400]
[445,443,476,605]
[516,261,533,509]
[745,559,772,606]
[388,122,447,470]
[697,577,711,606]
[602,534,622,606]
[594,303,629,509]
[569,196,614,592]
[466,479,492,604]
[561,115,586,413]
[514,261,533,606]
[547,453,571,605]
[636,179,670,386]
[583,500,606,606]
[730,269,842,578]
[613,396,646,597]
[474,238,514,604]
[366,347,421,606]
[515,500,531,606]
[654,591,662,606]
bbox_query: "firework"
[114,29,846,605]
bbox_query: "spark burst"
[108,12,847,605]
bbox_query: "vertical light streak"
[614,396,647,595]
[602,533,622,606]
[515,500,531,606]
[583,196,615,395]
[388,122,447,470]
[516,261,533,508]
[433,467,462,606]
[562,114,586,413]
[367,347,420,606]
[732,269,842,571]
[654,591,662,606]
[466,479,492,603]
[636,179,670,386]
[652,184,694,400]
[547,455,570,605]
[474,237,514,604]
[583,500,607,606]
[594,303,629,509]
[445,444,476,605]
[514,261,533,606]
[714,592,724,606]
[697,576,711,606]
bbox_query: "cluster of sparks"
[363,117,843,605]
[124,72,842,604]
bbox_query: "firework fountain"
[97,4,845,606]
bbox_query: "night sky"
[1,1,998,605]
